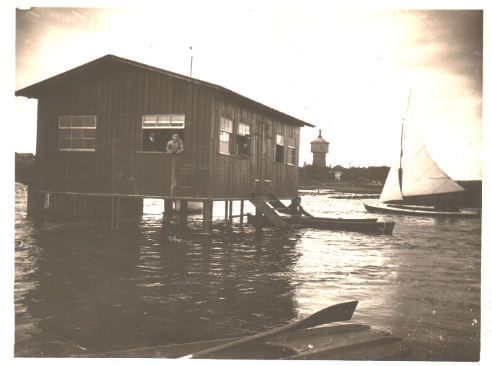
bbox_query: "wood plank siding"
[16,55,313,200]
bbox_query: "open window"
[141,114,185,152]
[59,116,96,151]
[236,122,251,158]
[275,134,285,163]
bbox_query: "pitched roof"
[15,54,314,128]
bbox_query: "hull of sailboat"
[364,203,480,218]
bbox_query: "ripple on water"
[14,186,481,360]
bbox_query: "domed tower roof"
[311,130,328,144]
[310,130,329,153]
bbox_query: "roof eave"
[14,54,316,127]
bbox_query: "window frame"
[142,114,185,130]
[141,114,185,152]
[219,117,233,155]
[58,115,97,151]
[287,137,296,166]
[236,122,251,158]
[275,133,285,164]
[237,122,250,137]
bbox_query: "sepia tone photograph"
[8,1,488,363]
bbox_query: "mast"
[398,89,411,193]
[401,89,412,166]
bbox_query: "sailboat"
[364,92,480,218]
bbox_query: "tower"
[310,130,329,167]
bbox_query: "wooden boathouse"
[15,54,314,231]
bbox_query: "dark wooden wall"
[32,58,301,200]
[34,62,109,194]
[209,97,300,199]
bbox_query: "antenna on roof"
[189,46,193,77]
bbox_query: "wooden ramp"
[266,193,288,209]
[249,195,292,230]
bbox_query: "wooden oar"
[180,300,358,359]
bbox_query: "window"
[275,134,285,163]
[238,122,250,136]
[142,114,185,152]
[59,116,96,151]
[237,122,251,158]
[287,138,296,165]
[220,117,233,154]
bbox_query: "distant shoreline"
[299,180,482,208]
[299,186,382,194]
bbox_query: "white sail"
[400,117,464,197]
[379,159,403,203]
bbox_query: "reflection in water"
[14,184,481,361]
[15,200,301,354]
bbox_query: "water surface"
[14,184,481,360]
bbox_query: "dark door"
[254,121,273,196]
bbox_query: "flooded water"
[14,183,482,361]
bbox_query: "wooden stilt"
[49,193,54,216]
[203,200,213,233]
[224,200,228,220]
[240,200,245,225]
[229,200,233,224]
[179,200,188,229]
[164,199,174,222]
[32,192,45,226]
[170,154,178,197]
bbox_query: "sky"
[10,2,487,180]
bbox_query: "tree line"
[299,164,391,185]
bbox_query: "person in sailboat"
[287,197,312,217]
[435,194,460,212]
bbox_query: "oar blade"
[181,300,359,359]
[295,300,358,330]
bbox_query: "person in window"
[144,131,161,151]
[166,133,184,153]
[239,134,251,158]
[287,196,312,216]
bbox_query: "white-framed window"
[238,122,250,136]
[275,134,285,163]
[142,114,185,152]
[143,114,185,129]
[59,116,96,151]
[220,117,233,154]
[287,137,296,165]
